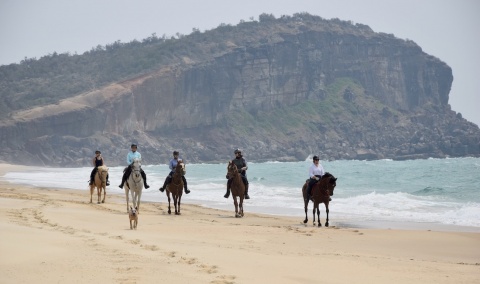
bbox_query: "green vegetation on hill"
[0,13,373,119]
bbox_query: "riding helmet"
[234,148,242,154]
[95,150,101,154]
[131,143,137,148]
[313,155,319,161]
[173,151,179,156]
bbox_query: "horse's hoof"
[303,219,308,224]
[175,212,180,215]
[97,202,100,204]
[102,201,105,203]
[318,223,322,227]
[168,211,171,214]
[325,223,329,227]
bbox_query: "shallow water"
[3,157,480,231]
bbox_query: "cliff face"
[0,17,478,166]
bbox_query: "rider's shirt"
[94,157,104,167]
[169,157,182,172]
[309,163,325,178]
[232,157,247,174]
[127,151,141,165]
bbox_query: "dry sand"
[0,164,479,283]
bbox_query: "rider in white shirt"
[306,155,325,200]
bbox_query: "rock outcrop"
[0,14,479,166]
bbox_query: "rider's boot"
[183,176,190,194]
[141,170,150,189]
[118,175,126,189]
[244,183,250,199]
[106,174,110,186]
[159,177,168,192]
[223,185,231,198]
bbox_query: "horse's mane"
[323,172,333,178]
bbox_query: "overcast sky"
[1,0,479,126]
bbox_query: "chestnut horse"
[89,165,108,204]
[166,160,185,215]
[302,172,337,227]
[226,161,245,218]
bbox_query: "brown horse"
[302,172,337,227]
[89,165,108,204]
[226,161,245,218]
[166,160,185,215]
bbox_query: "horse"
[165,160,186,215]
[226,161,245,218]
[302,172,337,227]
[89,165,109,204]
[124,158,143,213]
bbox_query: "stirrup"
[244,193,250,199]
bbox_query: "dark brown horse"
[166,161,186,215]
[226,161,245,218]
[302,172,337,227]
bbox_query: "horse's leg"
[103,185,106,203]
[89,184,94,203]
[177,193,181,215]
[317,202,322,227]
[130,188,136,209]
[137,189,142,213]
[312,205,316,226]
[240,196,244,217]
[167,192,172,214]
[303,199,309,224]
[125,187,130,212]
[174,194,179,215]
[325,202,329,227]
[233,196,240,217]
[97,184,101,204]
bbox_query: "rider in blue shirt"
[159,150,190,194]
[118,144,150,189]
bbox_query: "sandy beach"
[0,164,479,283]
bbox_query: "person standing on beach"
[118,144,150,189]
[305,155,325,201]
[89,150,110,186]
[224,148,250,199]
[158,150,190,194]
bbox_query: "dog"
[129,206,138,230]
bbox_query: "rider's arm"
[309,165,316,179]
[241,158,248,171]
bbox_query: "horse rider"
[224,148,250,199]
[118,144,150,189]
[89,150,110,186]
[158,150,190,194]
[305,155,326,201]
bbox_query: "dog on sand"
[129,206,138,230]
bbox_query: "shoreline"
[1,164,479,283]
[1,162,480,233]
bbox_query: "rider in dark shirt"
[224,149,250,199]
[89,150,110,186]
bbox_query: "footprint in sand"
[211,275,236,284]
[198,264,218,274]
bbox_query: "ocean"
[2,157,480,231]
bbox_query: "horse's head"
[131,158,142,177]
[97,165,109,180]
[226,161,238,179]
[176,160,186,176]
[323,172,337,196]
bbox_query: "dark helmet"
[95,150,101,154]
[173,151,179,156]
[234,148,242,154]
[313,155,319,161]
[131,143,137,148]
